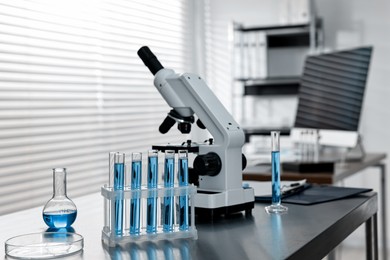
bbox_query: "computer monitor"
[292,46,373,148]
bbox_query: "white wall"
[206,0,390,252]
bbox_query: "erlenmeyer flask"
[42,168,77,228]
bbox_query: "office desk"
[0,192,378,259]
[243,153,387,260]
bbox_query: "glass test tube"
[163,150,175,232]
[178,150,189,230]
[147,150,158,233]
[265,131,288,214]
[111,152,125,235]
[130,152,142,235]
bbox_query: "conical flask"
[42,168,77,228]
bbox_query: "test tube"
[111,152,125,235]
[163,150,175,232]
[147,150,158,233]
[178,150,189,230]
[265,131,288,213]
[130,152,142,235]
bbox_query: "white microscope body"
[138,47,254,216]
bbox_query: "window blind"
[0,0,194,214]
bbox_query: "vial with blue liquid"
[163,150,175,232]
[130,152,142,235]
[42,168,77,228]
[108,152,125,236]
[265,131,288,214]
[147,150,158,233]
[178,150,189,230]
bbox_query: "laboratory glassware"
[109,152,125,236]
[178,150,189,230]
[101,150,198,245]
[5,232,84,259]
[147,150,158,233]
[42,168,77,228]
[130,152,142,235]
[101,180,198,245]
[163,150,175,232]
[265,131,288,214]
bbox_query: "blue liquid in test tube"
[113,153,125,236]
[147,150,158,233]
[130,152,142,235]
[271,151,281,204]
[163,150,175,232]
[178,150,189,231]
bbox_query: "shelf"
[243,76,300,96]
[235,23,311,48]
[235,23,310,32]
[268,32,310,48]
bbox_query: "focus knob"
[193,152,222,177]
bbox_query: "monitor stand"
[346,135,366,161]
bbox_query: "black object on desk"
[282,161,335,173]
[256,185,372,205]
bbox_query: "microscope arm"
[138,47,243,143]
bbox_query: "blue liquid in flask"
[42,168,78,229]
[130,159,141,235]
[163,156,174,232]
[178,156,189,230]
[43,210,77,228]
[147,155,158,233]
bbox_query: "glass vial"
[147,150,158,233]
[130,152,142,235]
[109,152,125,236]
[42,168,77,228]
[163,150,175,232]
[178,150,189,230]
[265,131,288,214]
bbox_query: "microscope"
[138,46,254,217]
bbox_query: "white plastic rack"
[101,184,198,247]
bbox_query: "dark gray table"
[0,192,378,259]
[244,153,386,260]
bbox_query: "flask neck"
[53,168,67,197]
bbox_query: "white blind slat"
[0,0,194,215]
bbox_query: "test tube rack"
[101,184,198,246]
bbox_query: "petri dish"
[5,232,83,259]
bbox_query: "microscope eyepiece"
[137,46,164,75]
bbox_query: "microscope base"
[195,188,255,218]
[196,202,255,219]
